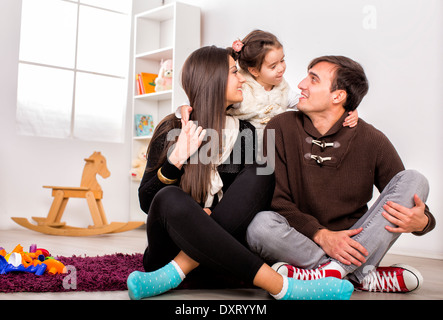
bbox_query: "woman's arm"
[168,119,205,169]
[138,129,183,213]
[138,119,206,213]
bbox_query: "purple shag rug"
[0,253,251,293]
[0,253,144,293]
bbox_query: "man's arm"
[374,134,435,236]
[383,194,435,235]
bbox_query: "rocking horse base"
[13,152,145,236]
[11,217,145,237]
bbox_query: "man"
[246,55,436,293]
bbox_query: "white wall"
[168,0,443,259]
[1,0,441,259]
[0,0,134,231]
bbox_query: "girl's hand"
[343,109,358,127]
[168,119,206,169]
[203,208,212,216]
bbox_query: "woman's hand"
[343,110,358,128]
[168,119,206,169]
[180,105,193,123]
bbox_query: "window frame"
[17,0,132,142]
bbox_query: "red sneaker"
[355,264,423,293]
[272,262,342,280]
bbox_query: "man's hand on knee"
[382,194,429,233]
[313,228,369,266]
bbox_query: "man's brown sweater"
[264,111,435,240]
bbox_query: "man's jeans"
[246,170,429,283]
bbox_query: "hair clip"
[232,39,244,53]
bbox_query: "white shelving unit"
[130,2,201,221]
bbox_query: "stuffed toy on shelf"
[130,147,148,181]
[155,59,173,92]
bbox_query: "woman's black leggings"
[143,165,275,284]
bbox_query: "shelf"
[135,3,175,22]
[130,2,200,221]
[135,47,173,61]
[134,90,172,101]
[133,135,153,140]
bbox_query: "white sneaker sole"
[271,262,289,276]
[392,263,423,292]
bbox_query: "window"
[16,0,132,142]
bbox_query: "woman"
[127,46,354,300]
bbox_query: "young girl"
[127,46,354,300]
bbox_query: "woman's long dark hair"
[146,46,232,204]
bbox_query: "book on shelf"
[136,72,157,95]
[135,114,154,137]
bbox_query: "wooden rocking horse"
[12,152,144,236]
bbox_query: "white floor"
[1,227,442,300]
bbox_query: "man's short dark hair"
[308,55,369,111]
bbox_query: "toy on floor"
[0,255,47,276]
[0,244,66,276]
[43,258,66,275]
[11,151,144,236]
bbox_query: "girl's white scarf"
[204,116,239,207]
[227,69,289,130]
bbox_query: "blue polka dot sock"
[275,276,354,300]
[127,261,185,300]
